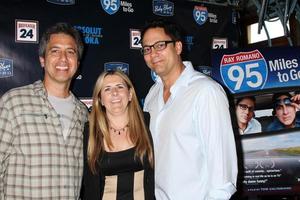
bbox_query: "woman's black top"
[81,113,155,200]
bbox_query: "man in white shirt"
[140,19,238,200]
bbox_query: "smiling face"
[100,74,132,118]
[275,95,296,128]
[40,33,79,89]
[142,27,182,79]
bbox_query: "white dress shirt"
[144,61,237,200]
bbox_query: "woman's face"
[100,74,132,117]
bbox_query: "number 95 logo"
[193,6,208,26]
[100,0,120,15]
[220,51,268,93]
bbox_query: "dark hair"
[272,92,292,115]
[38,22,84,60]
[272,92,292,103]
[235,96,256,106]
[141,18,183,44]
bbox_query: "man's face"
[275,95,296,127]
[39,33,79,87]
[142,27,182,78]
[236,98,255,126]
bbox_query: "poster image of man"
[267,92,300,132]
[235,96,262,135]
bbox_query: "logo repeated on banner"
[101,0,120,15]
[193,6,218,26]
[100,0,134,15]
[196,66,212,76]
[212,37,228,49]
[104,62,129,75]
[0,58,13,78]
[120,1,134,13]
[129,29,141,49]
[46,0,75,5]
[184,36,194,52]
[152,0,174,16]
[15,20,39,43]
[220,50,268,93]
[74,26,103,45]
[193,6,208,26]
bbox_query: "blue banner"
[211,46,300,94]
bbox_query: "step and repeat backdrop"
[3,0,300,198]
[0,0,239,103]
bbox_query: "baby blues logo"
[74,25,102,45]
[193,6,208,26]
[220,50,268,93]
[104,62,129,75]
[184,36,194,52]
[101,0,120,15]
[152,0,174,16]
[196,66,212,76]
[0,58,13,78]
[46,0,75,5]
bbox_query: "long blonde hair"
[88,70,153,174]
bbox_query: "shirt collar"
[154,61,197,103]
[33,80,76,103]
[155,61,195,87]
[33,80,47,98]
[175,61,195,86]
[170,61,195,95]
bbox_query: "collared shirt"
[144,61,237,200]
[239,118,262,135]
[0,80,88,200]
[267,112,300,131]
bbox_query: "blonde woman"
[82,70,154,200]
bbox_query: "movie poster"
[212,46,300,196]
